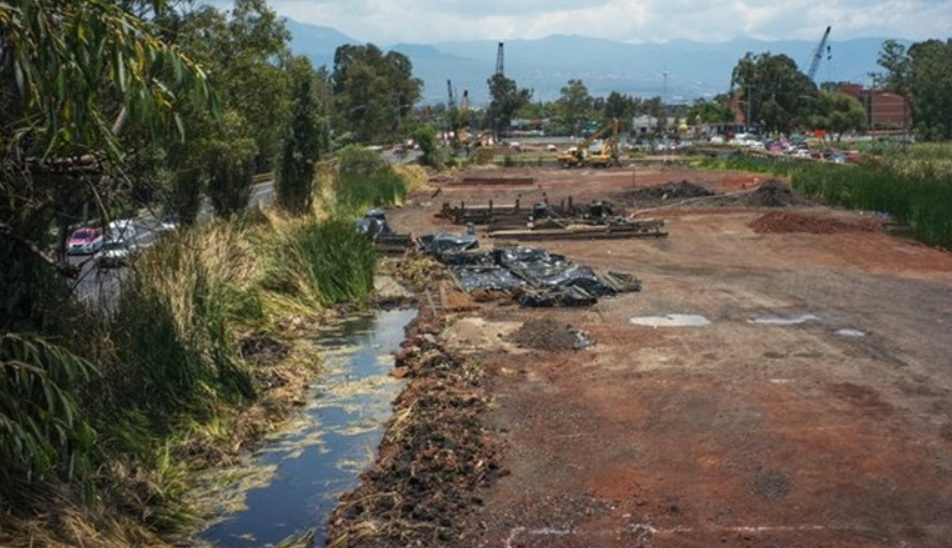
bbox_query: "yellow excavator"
[557,118,620,168]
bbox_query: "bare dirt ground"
[387,164,952,547]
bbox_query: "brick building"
[840,84,909,131]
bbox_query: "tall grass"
[284,218,377,306]
[108,224,259,425]
[695,149,952,249]
[792,160,952,248]
[692,154,798,177]
[325,145,410,213]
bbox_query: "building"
[840,84,909,131]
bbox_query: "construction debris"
[353,209,413,253]
[420,243,642,308]
[325,323,502,547]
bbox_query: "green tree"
[687,98,733,125]
[332,44,422,143]
[731,52,817,133]
[205,111,257,216]
[908,39,952,140]
[603,92,637,132]
[813,91,868,139]
[276,57,330,215]
[877,39,912,96]
[877,38,952,140]
[413,125,440,168]
[166,0,292,220]
[556,79,595,135]
[486,73,532,137]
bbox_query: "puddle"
[198,308,416,548]
[629,314,711,327]
[747,313,820,326]
[836,328,866,338]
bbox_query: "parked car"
[96,239,135,268]
[67,227,103,255]
[108,219,137,242]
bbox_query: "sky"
[263,0,951,44]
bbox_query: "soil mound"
[507,318,581,351]
[627,180,715,201]
[750,211,882,234]
[743,180,798,207]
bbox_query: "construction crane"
[806,26,832,83]
[447,79,456,109]
[495,42,504,76]
[556,119,620,168]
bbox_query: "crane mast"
[807,26,832,83]
[495,42,504,76]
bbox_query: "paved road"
[71,146,420,308]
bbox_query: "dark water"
[199,308,416,547]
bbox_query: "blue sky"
[262,0,951,44]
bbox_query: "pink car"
[67,227,103,255]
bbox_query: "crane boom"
[807,26,832,83]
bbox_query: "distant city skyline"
[248,0,949,45]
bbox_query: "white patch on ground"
[836,328,867,338]
[629,314,711,327]
[747,313,820,326]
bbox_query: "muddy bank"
[325,316,503,547]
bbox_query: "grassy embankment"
[694,144,952,250]
[0,146,425,547]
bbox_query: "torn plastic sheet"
[417,232,479,255]
[421,240,641,307]
[353,209,394,238]
[450,265,525,292]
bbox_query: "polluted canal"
[197,308,417,547]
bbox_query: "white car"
[97,239,136,268]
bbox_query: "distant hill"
[284,19,906,106]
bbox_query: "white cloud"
[265,0,951,44]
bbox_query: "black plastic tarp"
[417,232,479,255]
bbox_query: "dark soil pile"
[325,323,503,547]
[623,180,715,201]
[507,318,582,351]
[750,211,882,234]
[741,180,799,207]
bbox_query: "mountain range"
[283,19,904,106]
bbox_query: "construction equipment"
[557,118,621,168]
[447,79,456,109]
[806,26,832,83]
[496,42,504,76]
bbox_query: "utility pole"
[746,85,754,134]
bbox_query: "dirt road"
[387,165,952,547]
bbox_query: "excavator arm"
[557,118,620,168]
